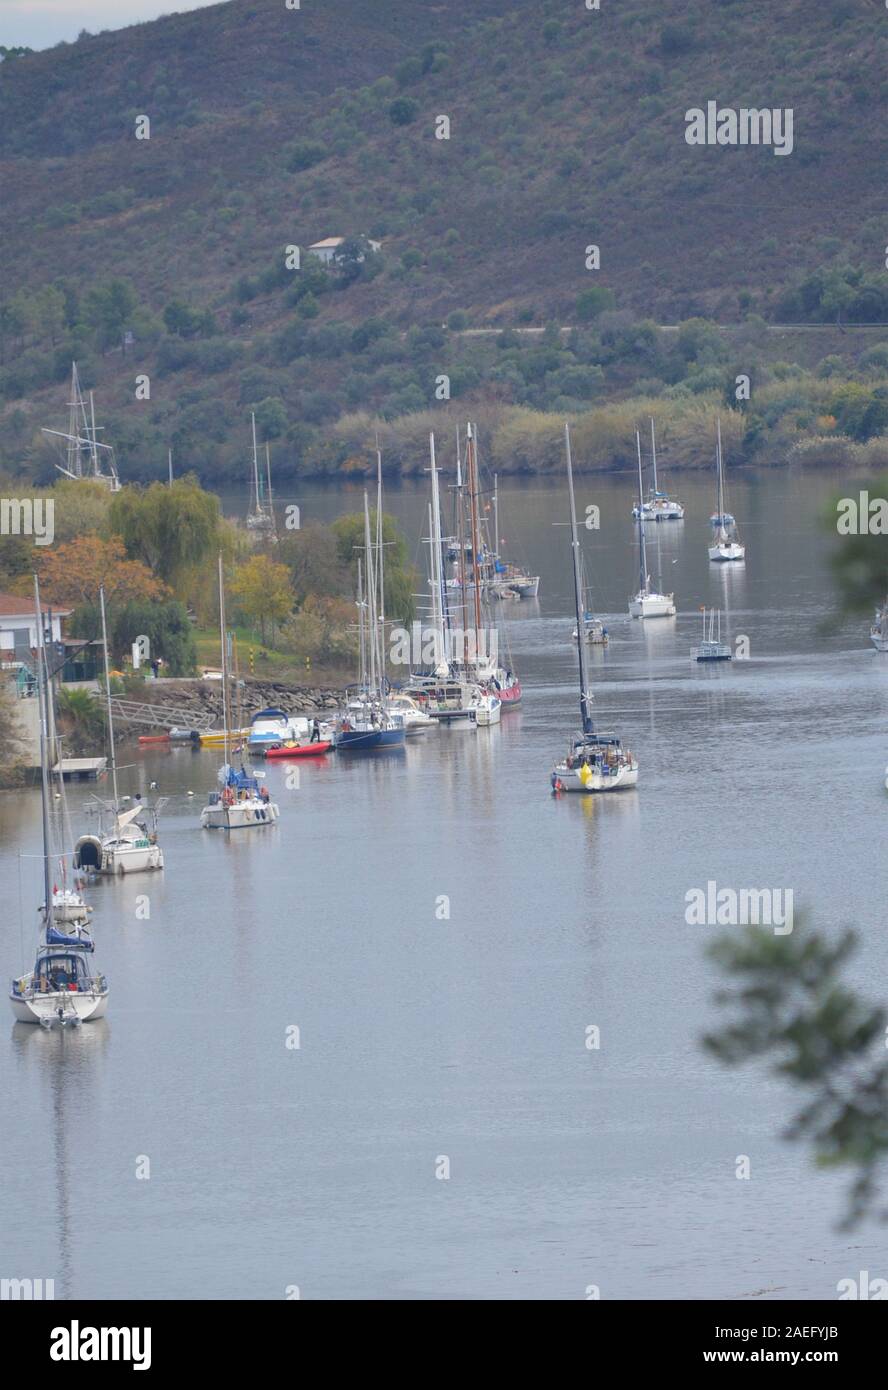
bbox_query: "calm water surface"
[2,468,886,1300]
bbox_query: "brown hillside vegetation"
[0,0,886,484]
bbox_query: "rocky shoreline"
[134,678,344,727]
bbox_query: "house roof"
[309,237,346,249]
[0,590,72,618]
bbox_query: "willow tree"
[331,510,416,627]
[108,475,221,594]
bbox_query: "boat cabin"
[33,950,92,993]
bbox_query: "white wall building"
[307,236,382,265]
[0,591,70,666]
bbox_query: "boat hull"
[496,682,522,707]
[103,844,164,874]
[263,741,332,758]
[333,728,406,751]
[74,834,164,875]
[708,544,745,562]
[9,988,108,1025]
[475,700,501,726]
[200,798,280,829]
[200,729,250,747]
[629,593,676,618]
[510,576,540,598]
[551,763,639,793]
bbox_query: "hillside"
[0,0,886,484]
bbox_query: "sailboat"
[73,585,165,874]
[572,550,608,644]
[41,362,121,491]
[43,652,93,924]
[334,494,407,751]
[485,472,539,598]
[629,430,676,618]
[245,413,277,536]
[632,419,684,520]
[459,425,520,705]
[708,420,745,562]
[691,607,732,662]
[10,579,109,1026]
[201,557,281,825]
[552,425,638,794]
[404,433,501,727]
[870,599,888,652]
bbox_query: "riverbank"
[121,677,345,734]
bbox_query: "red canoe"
[138,733,171,745]
[264,741,332,759]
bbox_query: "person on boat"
[310,718,320,743]
[259,784,270,803]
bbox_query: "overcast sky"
[0,1,219,50]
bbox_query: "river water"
[2,466,887,1300]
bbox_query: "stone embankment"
[136,678,343,726]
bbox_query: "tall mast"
[717,411,722,530]
[250,413,259,514]
[218,554,230,761]
[429,433,448,669]
[650,417,658,495]
[564,425,593,736]
[363,491,377,698]
[68,364,82,479]
[44,608,75,879]
[168,449,174,487]
[89,391,100,477]
[493,472,499,560]
[33,576,54,923]
[635,430,648,597]
[99,584,120,811]
[466,423,483,649]
[356,556,366,694]
[265,443,273,513]
[233,633,242,738]
[376,444,386,690]
[454,459,467,669]
[427,501,438,661]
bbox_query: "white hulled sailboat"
[708,420,745,563]
[73,585,165,875]
[632,419,685,520]
[10,579,108,1026]
[246,412,277,537]
[629,430,676,618]
[201,556,280,826]
[552,425,639,794]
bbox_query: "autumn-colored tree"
[36,535,169,608]
[277,521,348,605]
[229,554,293,642]
[280,595,357,668]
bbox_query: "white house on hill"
[307,236,381,265]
